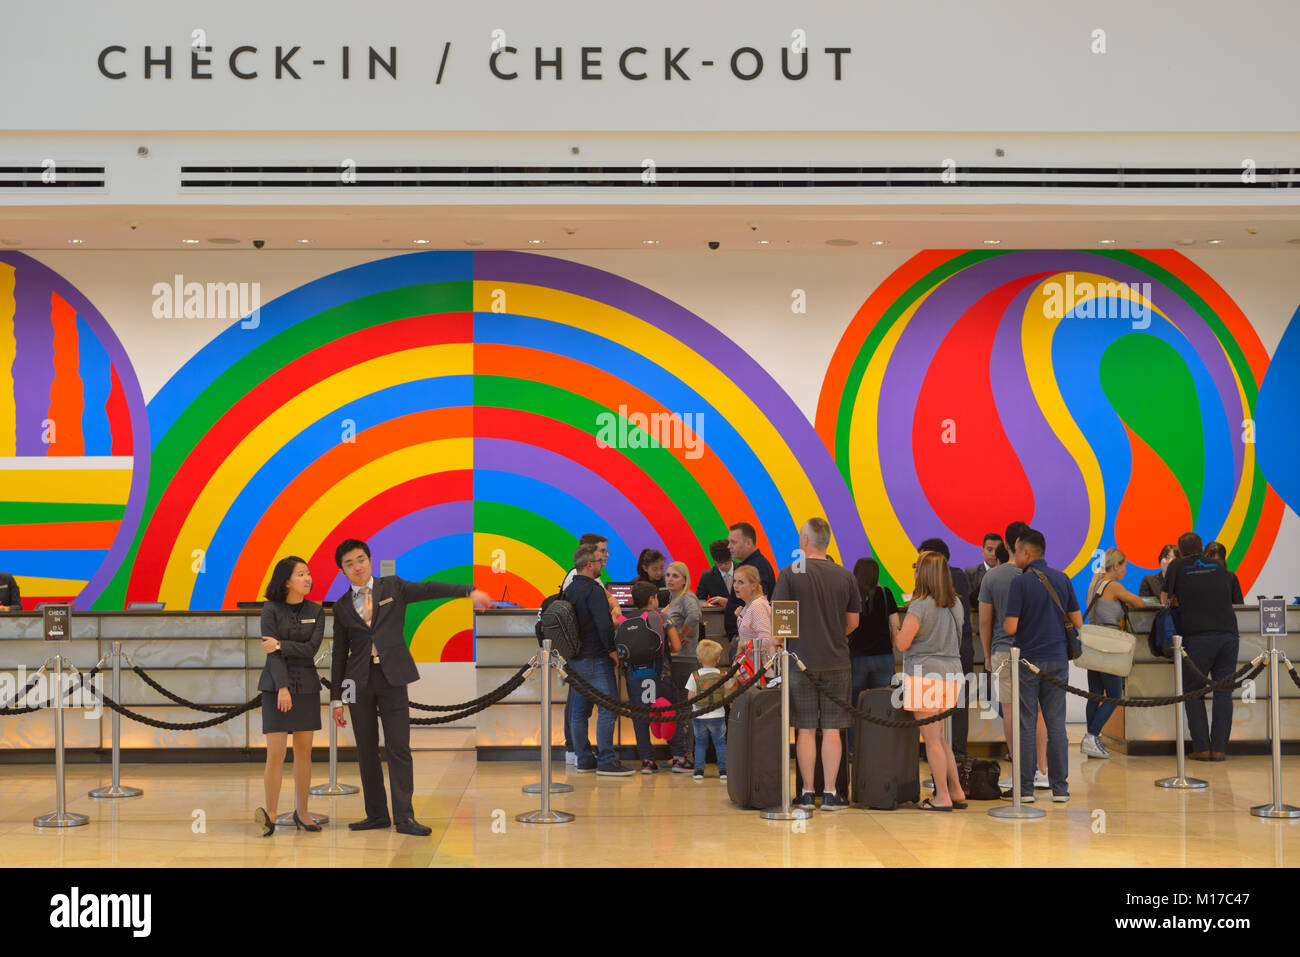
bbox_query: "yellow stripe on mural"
[473,282,842,558]
[474,533,567,594]
[12,576,87,596]
[409,601,472,663]
[157,344,472,604]
[0,467,132,503]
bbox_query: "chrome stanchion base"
[34,810,89,828]
[89,784,143,799]
[988,804,1046,819]
[1155,776,1208,790]
[308,782,359,796]
[522,782,574,794]
[516,808,575,824]
[759,806,814,821]
[1250,802,1300,818]
[275,811,329,827]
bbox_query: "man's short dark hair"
[1019,528,1046,556]
[631,581,658,609]
[578,533,608,547]
[995,542,1010,564]
[334,538,370,569]
[1203,540,1226,562]
[1178,532,1203,557]
[1004,521,1030,552]
[709,539,731,564]
[728,522,757,544]
[983,532,1004,545]
[918,537,950,561]
[573,543,598,572]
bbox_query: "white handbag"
[1076,624,1137,677]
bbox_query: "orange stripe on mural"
[1236,489,1283,594]
[48,292,84,455]
[471,567,544,608]
[475,342,765,552]
[223,406,474,605]
[0,521,119,549]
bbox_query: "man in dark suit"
[694,540,733,605]
[0,572,20,611]
[707,523,776,646]
[964,532,1003,607]
[329,538,492,834]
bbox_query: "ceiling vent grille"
[0,164,107,191]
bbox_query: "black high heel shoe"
[254,807,275,837]
[292,810,321,832]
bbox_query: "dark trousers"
[349,662,414,823]
[951,633,975,754]
[1182,632,1240,754]
[667,659,693,760]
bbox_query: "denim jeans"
[1018,657,1068,795]
[628,662,662,761]
[848,653,895,752]
[568,656,619,767]
[1182,632,1240,754]
[1085,669,1123,736]
[693,717,726,772]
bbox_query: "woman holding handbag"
[1080,548,1147,759]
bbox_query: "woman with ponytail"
[1081,548,1147,758]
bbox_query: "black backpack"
[614,611,665,666]
[536,582,581,659]
[1147,605,1179,660]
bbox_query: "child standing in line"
[687,639,728,781]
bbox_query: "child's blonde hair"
[697,639,723,666]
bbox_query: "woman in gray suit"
[254,555,325,836]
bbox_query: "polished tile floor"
[3,743,1298,867]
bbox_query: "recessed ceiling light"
[67,238,85,244]
[208,237,240,245]
[1098,239,1117,245]
[756,239,771,246]
[181,238,200,244]
[982,239,1001,246]
[871,240,889,247]
[1,239,23,246]
[411,239,431,245]
[1206,239,1225,245]
[296,238,313,244]
[527,239,546,245]
[1286,238,1300,245]
[642,239,660,245]
[824,238,858,247]
[1175,239,1196,246]
[464,239,485,246]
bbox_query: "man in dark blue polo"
[1003,528,1082,802]
[1162,532,1240,761]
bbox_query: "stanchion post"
[89,641,142,799]
[1155,634,1207,791]
[35,655,89,828]
[989,647,1044,819]
[517,639,574,824]
[311,646,359,797]
[1251,637,1299,818]
[523,647,573,794]
[761,648,812,821]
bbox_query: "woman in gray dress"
[254,555,325,836]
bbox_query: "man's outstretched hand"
[469,588,494,610]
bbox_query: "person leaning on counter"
[0,572,20,611]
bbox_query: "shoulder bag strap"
[1029,567,1073,633]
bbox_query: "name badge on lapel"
[302,618,317,624]
[378,597,394,606]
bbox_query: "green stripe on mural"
[0,502,126,523]
[474,375,724,557]
[403,564,473,645]
[97,281,472,609]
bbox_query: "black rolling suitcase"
[794,728,850,798]
[850,687,920,809]
[726,687,783,809]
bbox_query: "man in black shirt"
[0,572,20,611]
[1162,532,1239,761]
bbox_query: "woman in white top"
[733,565,777,683]
[1080,547,1146,759]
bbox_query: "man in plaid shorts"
[771,518,862,811]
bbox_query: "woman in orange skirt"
[895,551,966,810]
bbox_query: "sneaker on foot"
[596,762,636,776]
[821,792,850,811]
[692,769,703,780]
[1001,788,1034,803]
[794,791,816,810]
[641,760,659,774]
[998,776,1012,790]
[1033,770,1051,789]
[1080,734,1108,759]
[1052,792,1070,803]
[719,771,727,781]
[671,758,694,774]
[564,750,577,766]
[575,758,597,773]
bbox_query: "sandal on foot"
[918,798,953,812]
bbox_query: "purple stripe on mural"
[472,250,869,563]
[475,436,667,568]
[8,263,54,456]
[323,501,473,602]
